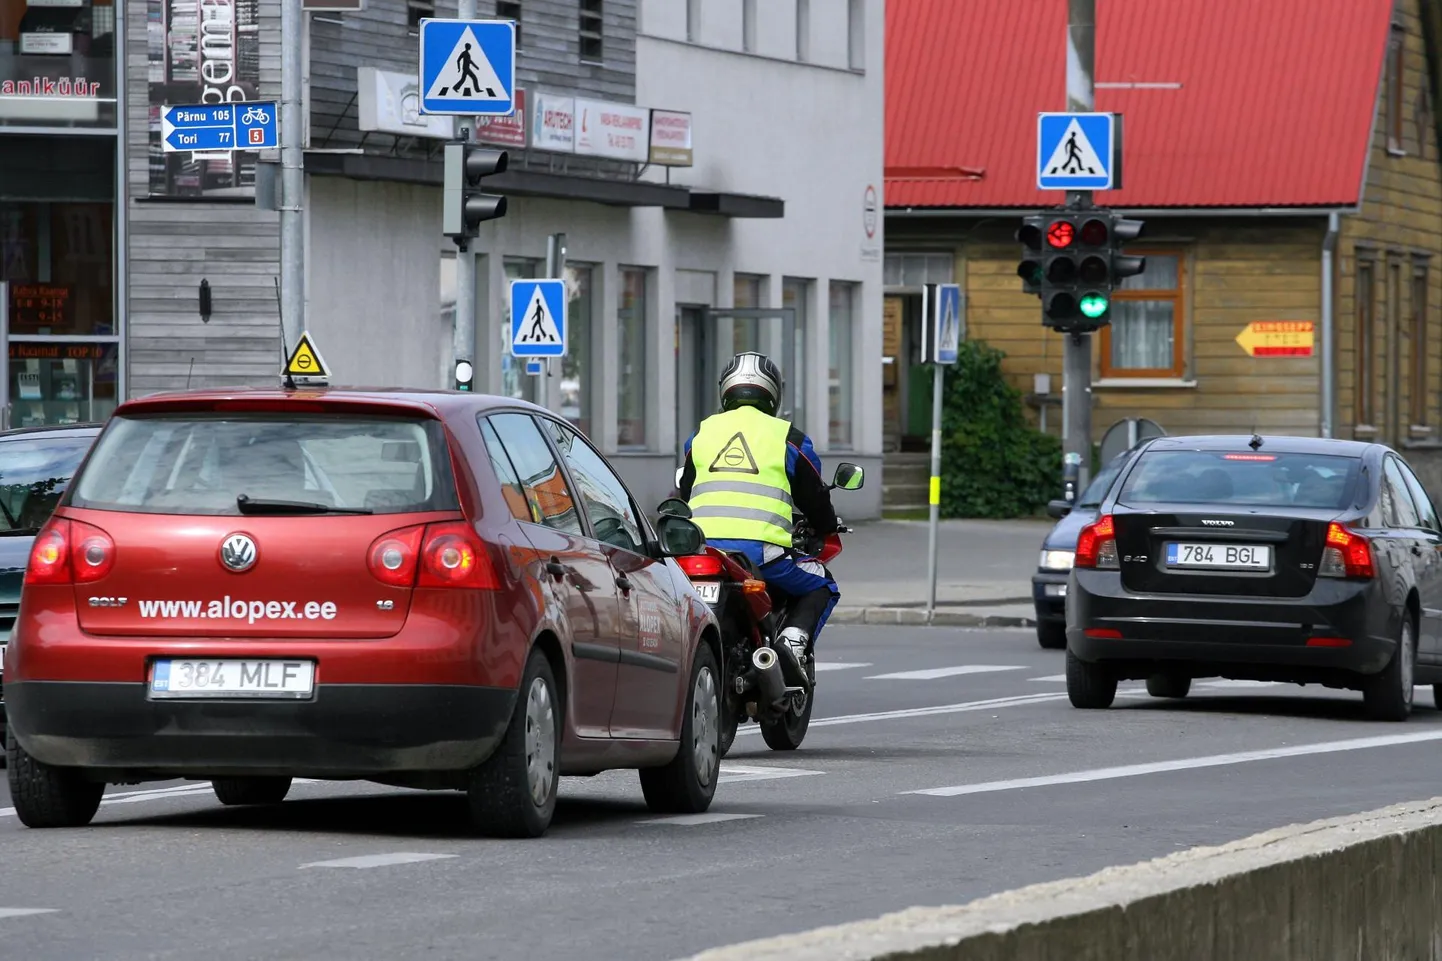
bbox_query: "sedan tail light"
[26,518,117,585]
[1319,522,1374,579]
[366,522,500,590]
[1075,514,1119,569]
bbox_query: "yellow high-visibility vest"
[688,406,795,547]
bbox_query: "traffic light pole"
[1063,0,1095,497]
[451,0,479,390]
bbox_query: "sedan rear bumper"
[6,680,515,779]
[1066,569,1396,681]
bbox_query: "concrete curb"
[675,796,1442,961]
[831,606,1036,628]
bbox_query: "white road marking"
[0,909,58,919]
[903,728,1442,798]
[734,691,1069,737]
[814,661,873,672]
[0,779,324,819]
[865,665,1026,680]
[1029,674,1067,683]
[1196,680,1281,690]
[637,813,763,827]
[719,764,825,783]
[300,853,458,869]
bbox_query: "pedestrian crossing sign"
[1036,112,1117,191]
[418,18,516,116]
[510,279,567,358]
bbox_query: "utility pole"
[451,0,479,391]
[279,0,305,352]
[1063,0,1095,495]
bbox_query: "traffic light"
[443,142,508,243]
[1108,215,1147,284]
[1015,215,1047,295]
[454,359,474,392]
[1025,209,1148,333]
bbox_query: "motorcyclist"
[677,352,840,679]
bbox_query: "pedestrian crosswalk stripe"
[866,665,1026,680]
[638,813,762,827]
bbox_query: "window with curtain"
[1411,260,1429,428]
[733,272,764,354]
[782,277,810,432]
[562,263,593,437]
[828,281,855,449]
[1101,253,1183,378]
[501,258,541,403]
[617,267,648,448]
[1356,257,1376,427]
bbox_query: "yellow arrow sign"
[1236,321,1315,357]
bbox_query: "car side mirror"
[657,497,692,518]
[1046,499,1072,519]
[655,514,705,556]
[833,462,864,491]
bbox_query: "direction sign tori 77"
[162,102,279,153]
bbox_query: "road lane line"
[0,909,58,919]
[719,764,824,783]
[1028,674,1067,683]
[733,691,1069,737]
[865,665,1027,680]
[902,728,1442,798]
[637,813,762,827]
[814,662,873,672]
[300,853,458,869]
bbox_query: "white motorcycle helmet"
[719,352,783,416]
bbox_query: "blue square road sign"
[510,279,567,358]
[419,18,516,116]
[1037,113,1116,191]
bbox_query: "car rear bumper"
[6,680,515,778]
[1066,569,1396,679]
[1032,572,1068,623]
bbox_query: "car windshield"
[0,433,94,533]
[1078,458,1125,508]
[69,413,459,516]
[1117,449,1360,510]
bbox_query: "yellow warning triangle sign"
[708,431,759,475]
[283,330,330,382]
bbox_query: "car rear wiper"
[236,494,373,515]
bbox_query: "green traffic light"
[1079,293,1109,318]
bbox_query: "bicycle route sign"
[162,101,280,153]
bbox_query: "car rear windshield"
[69,413,459,515]
[1117,450,1360,510]
[0,433,94,532]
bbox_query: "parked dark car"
[1032,449,1136,649]
[0,423,103,751]
[1066,434,1442,721]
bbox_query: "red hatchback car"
[4,388,722,837]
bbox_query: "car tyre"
[1145,673,1191,699]
[1037,622,1067,650]
[1364,616,1416,722]
[1066,648,1117,709]
[6,728,103,828]
[640,643,720,814]
[467,648,561,838]
[212,776,292,806]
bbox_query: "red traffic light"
[1046,221,1074,248]
[1080,217,1109,246]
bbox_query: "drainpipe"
[1320,212,1340,438]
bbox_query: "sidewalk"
[826,517,1052,628]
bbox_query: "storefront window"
[782,276,809,433]
[500,257,540,404]
[0,0,117,129]
[828,281,855,449]
[733,272,763,353]
[561,263,593,437]
[6,340,117,425]
[617,267,648,449]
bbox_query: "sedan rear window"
[69,414,458,515]
[1117,450,1360,510]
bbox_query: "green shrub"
[937,340,1061,518]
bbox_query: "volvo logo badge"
[219,533,258,572]
[1200,519,1235,527]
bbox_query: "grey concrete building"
[0,0,884,516]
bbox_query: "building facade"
[0,0,884,516]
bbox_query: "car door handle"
[546,559,571,580]
[615,574,632,593]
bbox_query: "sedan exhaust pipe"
[751,646,786,712]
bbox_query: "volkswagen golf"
[4,388,722,837]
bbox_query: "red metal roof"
[885,0,1393,209]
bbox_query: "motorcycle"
[658,461,865,756]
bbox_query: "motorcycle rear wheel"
[718,692,741,758]
[760,672,813,751]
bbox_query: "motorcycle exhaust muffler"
[751,646,787,712]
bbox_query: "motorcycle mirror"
[832,462,864,491]
[655,514,705,556]
[657,497,692,519]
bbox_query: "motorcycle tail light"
[677,554,724,577]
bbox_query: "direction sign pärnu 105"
[162,101,279,153]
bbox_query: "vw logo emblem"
[219,533,258,573]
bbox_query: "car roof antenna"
[274,276,297,391]
[1249,433,1264,450]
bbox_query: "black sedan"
[1066,434,1442,721]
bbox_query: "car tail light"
[1075,514,1118,569]
[1319,523,1374,579]
[367,522,500,590]
[677,554,724,578]
[25,518,116,586]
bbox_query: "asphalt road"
[5,625,1442,961]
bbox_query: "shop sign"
[8,343,109,361]
[648,109,692,166]
[9,284,72,331]
[0,77,100,97]
[19,33,74,55]
[531,92,575,152]
[356,66,450,139]
[574,98,650,163]
[476,88,527,147]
